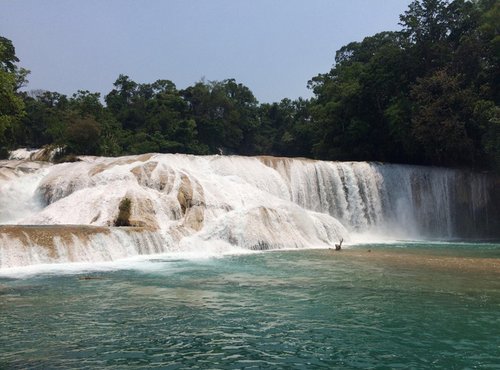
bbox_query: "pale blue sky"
[1,0,412,102]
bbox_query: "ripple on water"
[1,245,500,368]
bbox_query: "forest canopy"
[1,0,499,170]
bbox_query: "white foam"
[0,153,495,269]
[0,164,49,223]
[8,148,39,160]
[0,246,256,279]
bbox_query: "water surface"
[1,243,499,369]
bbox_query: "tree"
[105,74,142,131]
[410,69,475,165]
[70,90,104,118]
[0,36,28,157]
[308,32,410,162]
[105,75,208,155]
[63,115,102,155]
[307,0,499,169]
[259,98,314,157]
[399,0,453,74]
[182,79,259,154]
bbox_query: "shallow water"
[1,243,499,369]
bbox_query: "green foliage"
[259,98,314,157]
[0,69,24,153]
[309,31,409,162]
[181,79,259,154]
[410,70,475,165]
[476,102,500,170]
[70,90,104,118]
[0,36,19,73]
[64,115,102,155]
[0,36,28,157]
[308,0,499,169]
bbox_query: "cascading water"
[0,225,168,269]
[261,158,496,239]
[0,160,49,224]
[0,152,498,268]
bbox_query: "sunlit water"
[1,243,499,369]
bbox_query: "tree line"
[1,0,499,170]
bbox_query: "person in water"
[335,238,343,251]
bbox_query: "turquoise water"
[1,243,499,369]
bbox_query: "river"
[1,243,499,368]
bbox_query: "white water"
[0,228,167,269]
[0,160,49,223]
[0,152,496,268]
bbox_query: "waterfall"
[1,153,498,268]
[0,160,49,224]
[261,159,496,239]
[0,225,169,269]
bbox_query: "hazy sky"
[1,0,412,103]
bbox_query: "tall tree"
[182,79,259,154]
[0,36,28,157]
[410,69,475,165]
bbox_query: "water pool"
[1,243,499,368]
